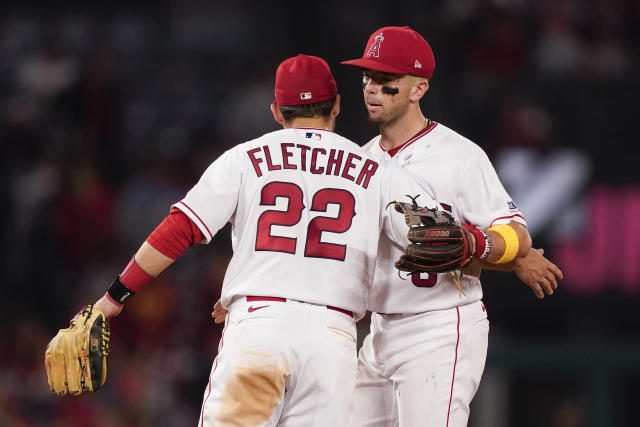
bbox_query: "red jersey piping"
[378,121,438,157]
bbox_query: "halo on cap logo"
[300,92,312,100]
[367,33,384,58]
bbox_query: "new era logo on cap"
[414,60,422,68]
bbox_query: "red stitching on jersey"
[177,201,214,241]
[446,306,461,427]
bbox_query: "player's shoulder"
[361,135,389,163]
[424,122,487,159]
[362,135,381,152]
[227,128,294,157]
[324,129,366,150]
[321,130,384,163]
[237,128,288,148]
[227,127,382,166]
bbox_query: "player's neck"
[285,117,333,131]
[379,111,427,151]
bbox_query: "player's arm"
[478,247,563,299]
[94,242,175,318]
[95,207,205,319]
[484,220,531,263]
[455,152,532,262]
[456,149,559,296]
[45,207,205,396]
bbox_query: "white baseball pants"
[351,301,489,427]
[199,297,357,427]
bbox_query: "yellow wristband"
[488,224,519,264]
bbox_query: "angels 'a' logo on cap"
[300,92,312,100]
[367,33,384,58]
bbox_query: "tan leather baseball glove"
[45,305,110,395]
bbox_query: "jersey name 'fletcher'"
[247,143,379,189]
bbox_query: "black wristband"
[107,277,136,304]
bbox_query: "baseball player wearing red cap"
[343,27,562,427]
[46,54,449,426]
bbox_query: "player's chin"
[366,112,386,125]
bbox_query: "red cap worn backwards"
[341,26,435,78]
[275,54,338,106]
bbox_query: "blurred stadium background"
[1,0,638,426]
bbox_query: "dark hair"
[278,97,335,122]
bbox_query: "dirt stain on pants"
[218,359,289,426]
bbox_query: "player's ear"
[331,94,341,118]
[326,95,341,132]
[271,101,286,126]
[409,78,429,103]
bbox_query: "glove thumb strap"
[461,223,490,259]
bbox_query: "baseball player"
[46,54,458,426]
[342,26,563,426]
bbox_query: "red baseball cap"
[341,26,435,78]
[275,54,338,106]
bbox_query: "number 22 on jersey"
[255,181,356,261]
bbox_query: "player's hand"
[94,294,124,320]
[513,248,563,299]
[211,299,228,324]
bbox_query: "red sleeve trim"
[176,201,214,241]
[146,207,205,260]
[490,213,526,227]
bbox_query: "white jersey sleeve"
[174,147,242,243]
[456,149,526,230]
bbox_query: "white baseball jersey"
[174,127,428,320]
[364,121,527,314]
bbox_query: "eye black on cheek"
[382,86,399,95]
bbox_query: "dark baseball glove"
[392,196,477,273]
[45,305,110,395]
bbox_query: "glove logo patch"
[424,230,450,237]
